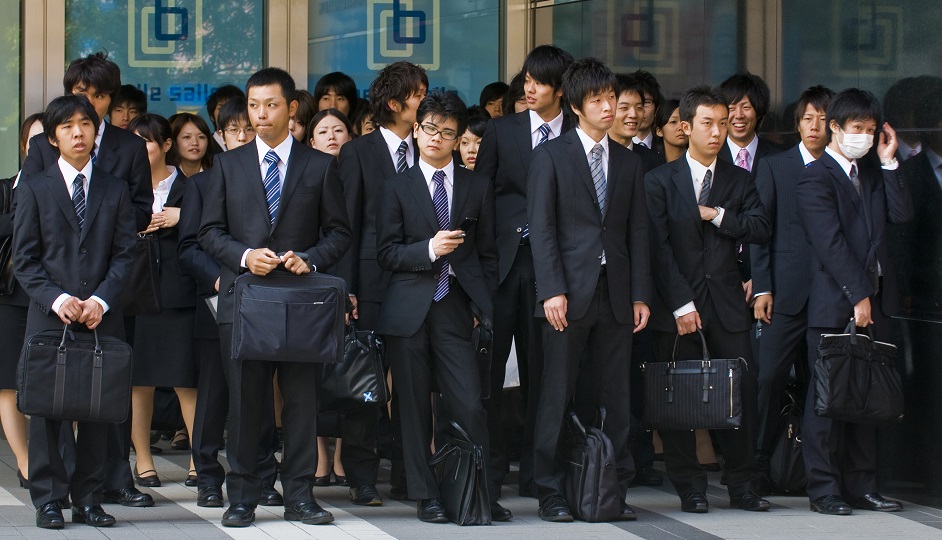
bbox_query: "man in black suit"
[631,69,663,150]
[20,52,154,509]
[475,45,573,498]
[14,95,136,529]
[199,68,351,527]
[751,86,834,485]
[645,86,771,513]
[528,58,650,523]
[335,61,427,506]
[796,89,912,515]
[609,73,666,173]
[374,91,507,523]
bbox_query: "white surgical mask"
[836,129,873,160]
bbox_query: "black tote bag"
[429,421,491,526]
[319,322,388,413]
[0,177,16,296]
[123,233,161,315]
[561,408,622,522]
[768,387,806,494]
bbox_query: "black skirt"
[132,308,198,387]
[0,304,27,389]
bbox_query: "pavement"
[1,438,941,539]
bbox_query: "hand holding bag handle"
[53,323,106,419]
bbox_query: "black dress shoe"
[731,491,770,512]
[197,486,224,508]
[681,492,709,513]
[538,495,574,523]
[417,498,449,523]
[35,502,64,529]
[617,501,638,521]
[185,470,198,487]
[72,505,116,527]
[490,501,513,522]
[135,469,162,488]
[334,474,349,487]
[285,501,334,525]
[222,504,256,527]
[103,487,155,507]
[850,492,903,512]
[350,484,383,506]
[630,467,663,487]
[259,486,284,506]
[17,471,29,490]
[810,495,853,515]
[313,474,331,487]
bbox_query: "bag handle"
[843,318,875,346]
[672,328,712,362]
[58,323,101,352]
[566,410,587,438]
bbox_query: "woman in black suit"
[0,113,45,488]
[127,114,199,487]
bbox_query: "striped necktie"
[698,169,712,205]
[590,144,606,215]
[72,173,86,230]
[537,123,551,147]
[263,150,281,224]
[396,141,409,173]
[431,170,450,302]
[849,164,861,195]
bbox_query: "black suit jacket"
[177,171,221,335]
[796,152,912,328]
[645,157,771,333]
[750,146,813,315]
[894,151,942,313]
[152,175,196,309]
[374,164,498,337]
[476,111,573,283]
[198,138,352,325]
[334,129,417,303]
[527,131,651,324]
[23,123,153,232]
[13,164,136,337]
[632,142,666,173]
[0,175,29,307]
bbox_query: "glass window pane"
[1,0,20,175]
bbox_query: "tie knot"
[737,148,749,160]
[850,164,858,178]
[73,173,85,187]
[432,170,445,186]
[264,150,279,165]
[591,143,603,159]
[539,123,551,137]
[703,169,713,183]
[398,141,408,155]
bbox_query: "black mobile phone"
[457,217,477,232]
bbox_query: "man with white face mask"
[795,88,913,516]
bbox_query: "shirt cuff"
[881,159,899,170]
[240,248,251,268]
[711,207,725,227]
[754,291,772,297]
[673,301,696,319]
[428,240,438,263]
[51,293,70,315]
[90,295,110,314]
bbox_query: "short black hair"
[43,94,100,142]
[245,67,297,104]
[679,85,727,123]
[128,113,172,146]
[465,105,490,138]
[206,84,245,127]
[632,69,663,109]
[718,72,771,125]
[655,98,681,132]
[304,108,353,147]
[350,98,373,137]
[793,85,835,129]
[615,73,643,99]
[826,88,883,140]
[216,97,249,131]
[502,71,525,117]
[416,90,468,138]
[369,61,428,128]
[63,52,121,99]
[169,112,214,171]
[112,84,147,113]
[313,72,359,113]
[479,81,509,107]
[293,89,319,137]
[522,45,574,91]
[562,57,617,118]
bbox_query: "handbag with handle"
[17,324,133,423]
[642,329,745,430]
[122,233,161,315]
[768,385,806,494]
[429,421,491,526]
[318,322,388,413]
[0,176,15,296]
[561,407,622,522]
[814,320,904,425]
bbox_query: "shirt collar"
[418,158,455,188]
[632,132,653,148]
[898,138,921,158]
[255,134,293,166]
[155,166,178,191]
[58,155,93,184]
[727,134,759,159]
[797,141,817,166]
[926,148,942,171]
[825,146,856,177]
[530,109,564,138]
[685,151,716,183]
[575,127,609,158]
[379,125,412,155]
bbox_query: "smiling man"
[609,74,666,174]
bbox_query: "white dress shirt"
[151,166,178,214]
[727,134,760,171]
[421,158,456,271]
[632,132,654,149]
[380,126,415,169]
[530,110,565,149]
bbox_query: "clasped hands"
[140,207,180,234]
[247,248,310,276]
[57,296,104,329]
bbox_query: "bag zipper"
[729,367,733,418]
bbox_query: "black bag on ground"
[319,322,388,413]
[814,320,904,425]
[561,407,622,522]
[123,233,161,316]
[642,329,745,430]
[429,421,491,526]
[231,271,346,363]
[17,324,132,423]
[768,386,806,494]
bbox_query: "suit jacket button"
[80,247,87,254]
[516,227,522,233]
[80,280,87,286]
[869,267,875,272]
[705,274,711,279]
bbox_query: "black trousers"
[340,299,381,489]
[219,324,319,507]
[532,272,634,504]
[653,301,761,499]
[628,329,657,470]
[755,305,808,457]
[386,284,491,501]
[30,418,108,508]
[486,244,543,493]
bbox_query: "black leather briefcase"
[17,325,132,423]
[429,422,491,526]
[643,329,745,430]
[231,271,346,363]
[123,233,161,316]
[319,322,388,413]
[561,408,622,522]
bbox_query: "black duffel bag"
[319,322,388,413]
[561,407,622,522]
[768,386,806,494]
[17,324,132,423]
[814,320,904,425]
[429,421,491,526]
[643,329,745,430]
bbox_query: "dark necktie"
[72,173,86,230]
[590,144,607,215]
[849,164,861,195]
[637,140,647,148]
[431,170,450,301]
[537,123,551,147]
[396,141,409,173]
[698,169,713,206]
[263,150,281,224]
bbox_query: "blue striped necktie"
[431,170,450,302]
[396,141,409,173]
[590,144,606,215]
[263,150,281,225]
[72,173,86,230]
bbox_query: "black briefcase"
[17,325,132,423]
[123,233,161,316]
[319,323,388,413]
[429,422,491,526]
[642,329,745,430]
[231,271,346,363]
[814,320,904,425]
[561,408,622,522]
[768,386,806,494]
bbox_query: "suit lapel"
[822,154,863,214]
[81,166,107,241]
[368,130,399,177]
[44,168,81,234]
[165,174,187,207]
[603,138,621,220]
[95,124,120,175]
[274,140,306,230]
[671,159,702,238]
[241,143,270,228]
[406,167,440,232]
[514,113,533,167]
[450,167,470,228]
[565,132,599,212]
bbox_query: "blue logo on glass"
[367,0,440,70]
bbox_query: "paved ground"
[1,439,941,539]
